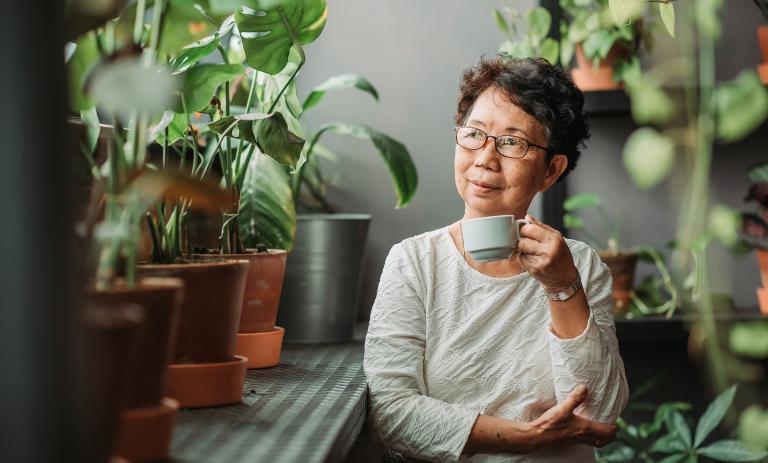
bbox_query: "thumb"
[561,385,588,414]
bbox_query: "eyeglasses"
[454,126,550,159]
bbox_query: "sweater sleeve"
[364,242,480,463]
[546,245,629,424]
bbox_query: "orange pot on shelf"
[137,260,249,408]
[571,43,626,92]
[88,278,183,462]
[194,249,288,369]
[757,26,768,85]
[757,248,768,314]
[599,252,639,316]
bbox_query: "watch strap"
[545,276,583,302]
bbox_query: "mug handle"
[514,218,528,244]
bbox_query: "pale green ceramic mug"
[460,215,528,262]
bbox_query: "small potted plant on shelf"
[228,51,418,343]
[493,3,560,64]
[563,192,678,317]
[753,0,768,84]
[739,162,768,314]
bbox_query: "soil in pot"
[136,259,249,364]
[87,277,183,409]
[599,252,639,315]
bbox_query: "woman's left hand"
[516,215,579,292]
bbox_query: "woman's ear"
[539,154,568,192]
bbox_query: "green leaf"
[697,440,768,461]
[600,445,635,462]
[541,38,560,65]
[708,204,742,247]
[748,163,768,183]
[181,63,244,112]
[694,385,737,447]
[254,111,306,167]
[651,432,690,454]
[563,192,600,211]
[627,79,675,124]
[158,0,216,55]
[209,112,274,144]
[302,74,379,112]
[308,123,418,208]
[494,9,511,36]
[563,213,584,229]
[90,57,177,120]
[623,128,676,190]
[154,111,189,145]
[730,322,768,359]
[68,33,100,111]
[236,0,328,74]
[659,2,676,37]
[169,38,220,74]
[739,405,768,450]
[657,455,688,463]
[527,7,551,42]
[715,70,768,142]
[561,39,575,66]
[239,152,296,250]
[608,0,645,25]
[80,107,101,154]
[668,411,693,449]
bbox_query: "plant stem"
[133,0,147,45]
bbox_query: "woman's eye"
[499,137,518,146]
[465,130,483,139]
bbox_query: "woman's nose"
[473,137,500,170]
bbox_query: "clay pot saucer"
[113,397,179,462]
[236,326,285,369]
[166,356,248,408]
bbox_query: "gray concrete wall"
[295,0,766,319]
[295,0,538,320]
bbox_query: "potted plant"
[753,0,768,84]
[739,162,768,314]
[493,3,560,65]
[226,51,418,343]
[71,0,249,417]
[563,192,679,317]
[597,385,768,462]
[166,0,330,366]
[558,0,675,91]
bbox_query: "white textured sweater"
[363,227,629,462]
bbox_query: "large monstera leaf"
[235,0,328,74]
[239,152,296,250]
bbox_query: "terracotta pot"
[88,278,183,409]
[137,260,249,364]
[599,252,639,315]
[571,43,626,91]
[757,248,768,289]
[758,26,768,84]
[82,304,144,463]
[202,249,288,332]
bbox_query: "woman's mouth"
[469,180,500,193]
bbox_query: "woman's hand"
[525,385,618,451]
[517,215,579,292]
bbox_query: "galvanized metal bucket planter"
[277,214,372,343]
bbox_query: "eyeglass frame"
[454,125,551,159]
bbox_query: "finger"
[526,214,558,233]
[519,222,548,242]
[517,237,545,256]
[560,385,588,414]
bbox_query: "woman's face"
[454,86,566,219]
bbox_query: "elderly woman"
[363,55,629,462]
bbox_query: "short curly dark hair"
[455,55,589,182]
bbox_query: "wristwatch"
[545,276,583,302]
